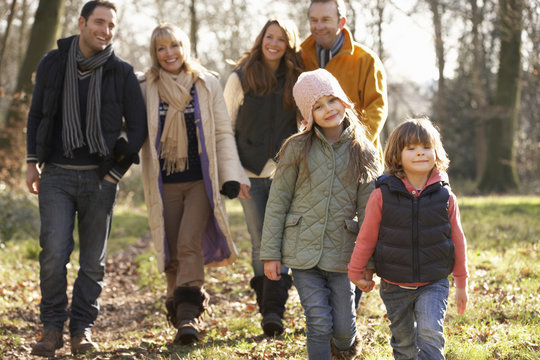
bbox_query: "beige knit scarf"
[157,68,197,175]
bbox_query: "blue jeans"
[292,268,357,360]
[38,164,117,335]
[380,278,449,360]
[240,177,287,277]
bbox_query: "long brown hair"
[234,18,304,109]
[276,109,381,184]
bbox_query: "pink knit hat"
[293,69,353,131]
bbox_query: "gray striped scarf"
[62,35,113,158]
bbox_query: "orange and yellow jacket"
[301,27,388,159]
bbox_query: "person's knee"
[40,248,70,273]
[78,260,105,282]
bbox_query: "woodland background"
[0,1,538,359]
[0,0,539,194]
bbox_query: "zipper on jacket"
[412,196,419,281]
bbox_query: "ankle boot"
[261,274,292,336]
[165,299,177,327]
[30,328,63,357]
[172,286,209,345]
[330,336,361,360]
[71,330,98,354]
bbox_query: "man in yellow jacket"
[301,0,388,160]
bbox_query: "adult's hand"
[26,162,40,194]
[103,174,118,184]
[238,184,251,199]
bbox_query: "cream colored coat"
[140,70,250,272]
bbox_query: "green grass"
[0,195,538,359]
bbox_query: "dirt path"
[4,236,170,359]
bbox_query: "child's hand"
[354,279,375,292]
[264,260,282,281]
[456,287,468,314]
[352,275,375,292]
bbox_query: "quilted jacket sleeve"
[260,141,299,261]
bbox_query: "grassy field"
[0,194,538,359]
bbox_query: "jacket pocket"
[282,214,302,259]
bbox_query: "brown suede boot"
[330,336,360,360]
[30,328,64,357]
[165,299,178,327]
[71,330,98,355]
[172,286,209,345]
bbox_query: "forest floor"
[1,197,539,359]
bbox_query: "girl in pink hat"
[260,68,381,359]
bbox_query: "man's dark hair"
[80,0,117,20]
[309,0,347,19]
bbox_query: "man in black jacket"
[25,1,146,357]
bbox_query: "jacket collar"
[301,27,355,68]
[313,121,353,147]
[377,169,449,197]
[57,35,117,71]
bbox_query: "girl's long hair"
[276,108,382,184]
[233,18,304,109]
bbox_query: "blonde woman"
[140,24,249,344]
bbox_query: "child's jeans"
[292,267,357,360]
[380,278,449,360]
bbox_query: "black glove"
[96,156,115,180]
[220,181,240,199]
[114,137,140,167]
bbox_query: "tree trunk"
[478,0,522,192]
[0,0,64,186]
[470,0,488,180]
[0,0,18,88]
[190,0,198,57]
[428,0,446,123]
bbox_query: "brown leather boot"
[30,328,64,357]
[71,330,98,354]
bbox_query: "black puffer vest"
[374,175,455,283]
[234,63,297,175]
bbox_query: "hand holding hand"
[264,260,282,281]
[353,278,375,292]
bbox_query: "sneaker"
[30,328,64,357]
[70,330,98,354]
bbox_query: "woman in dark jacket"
[223,17,303,337]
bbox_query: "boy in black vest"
[348,118,468,360]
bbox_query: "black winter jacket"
[374,175,455,283]
[26,35,147,179]
[234,63,298,175]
